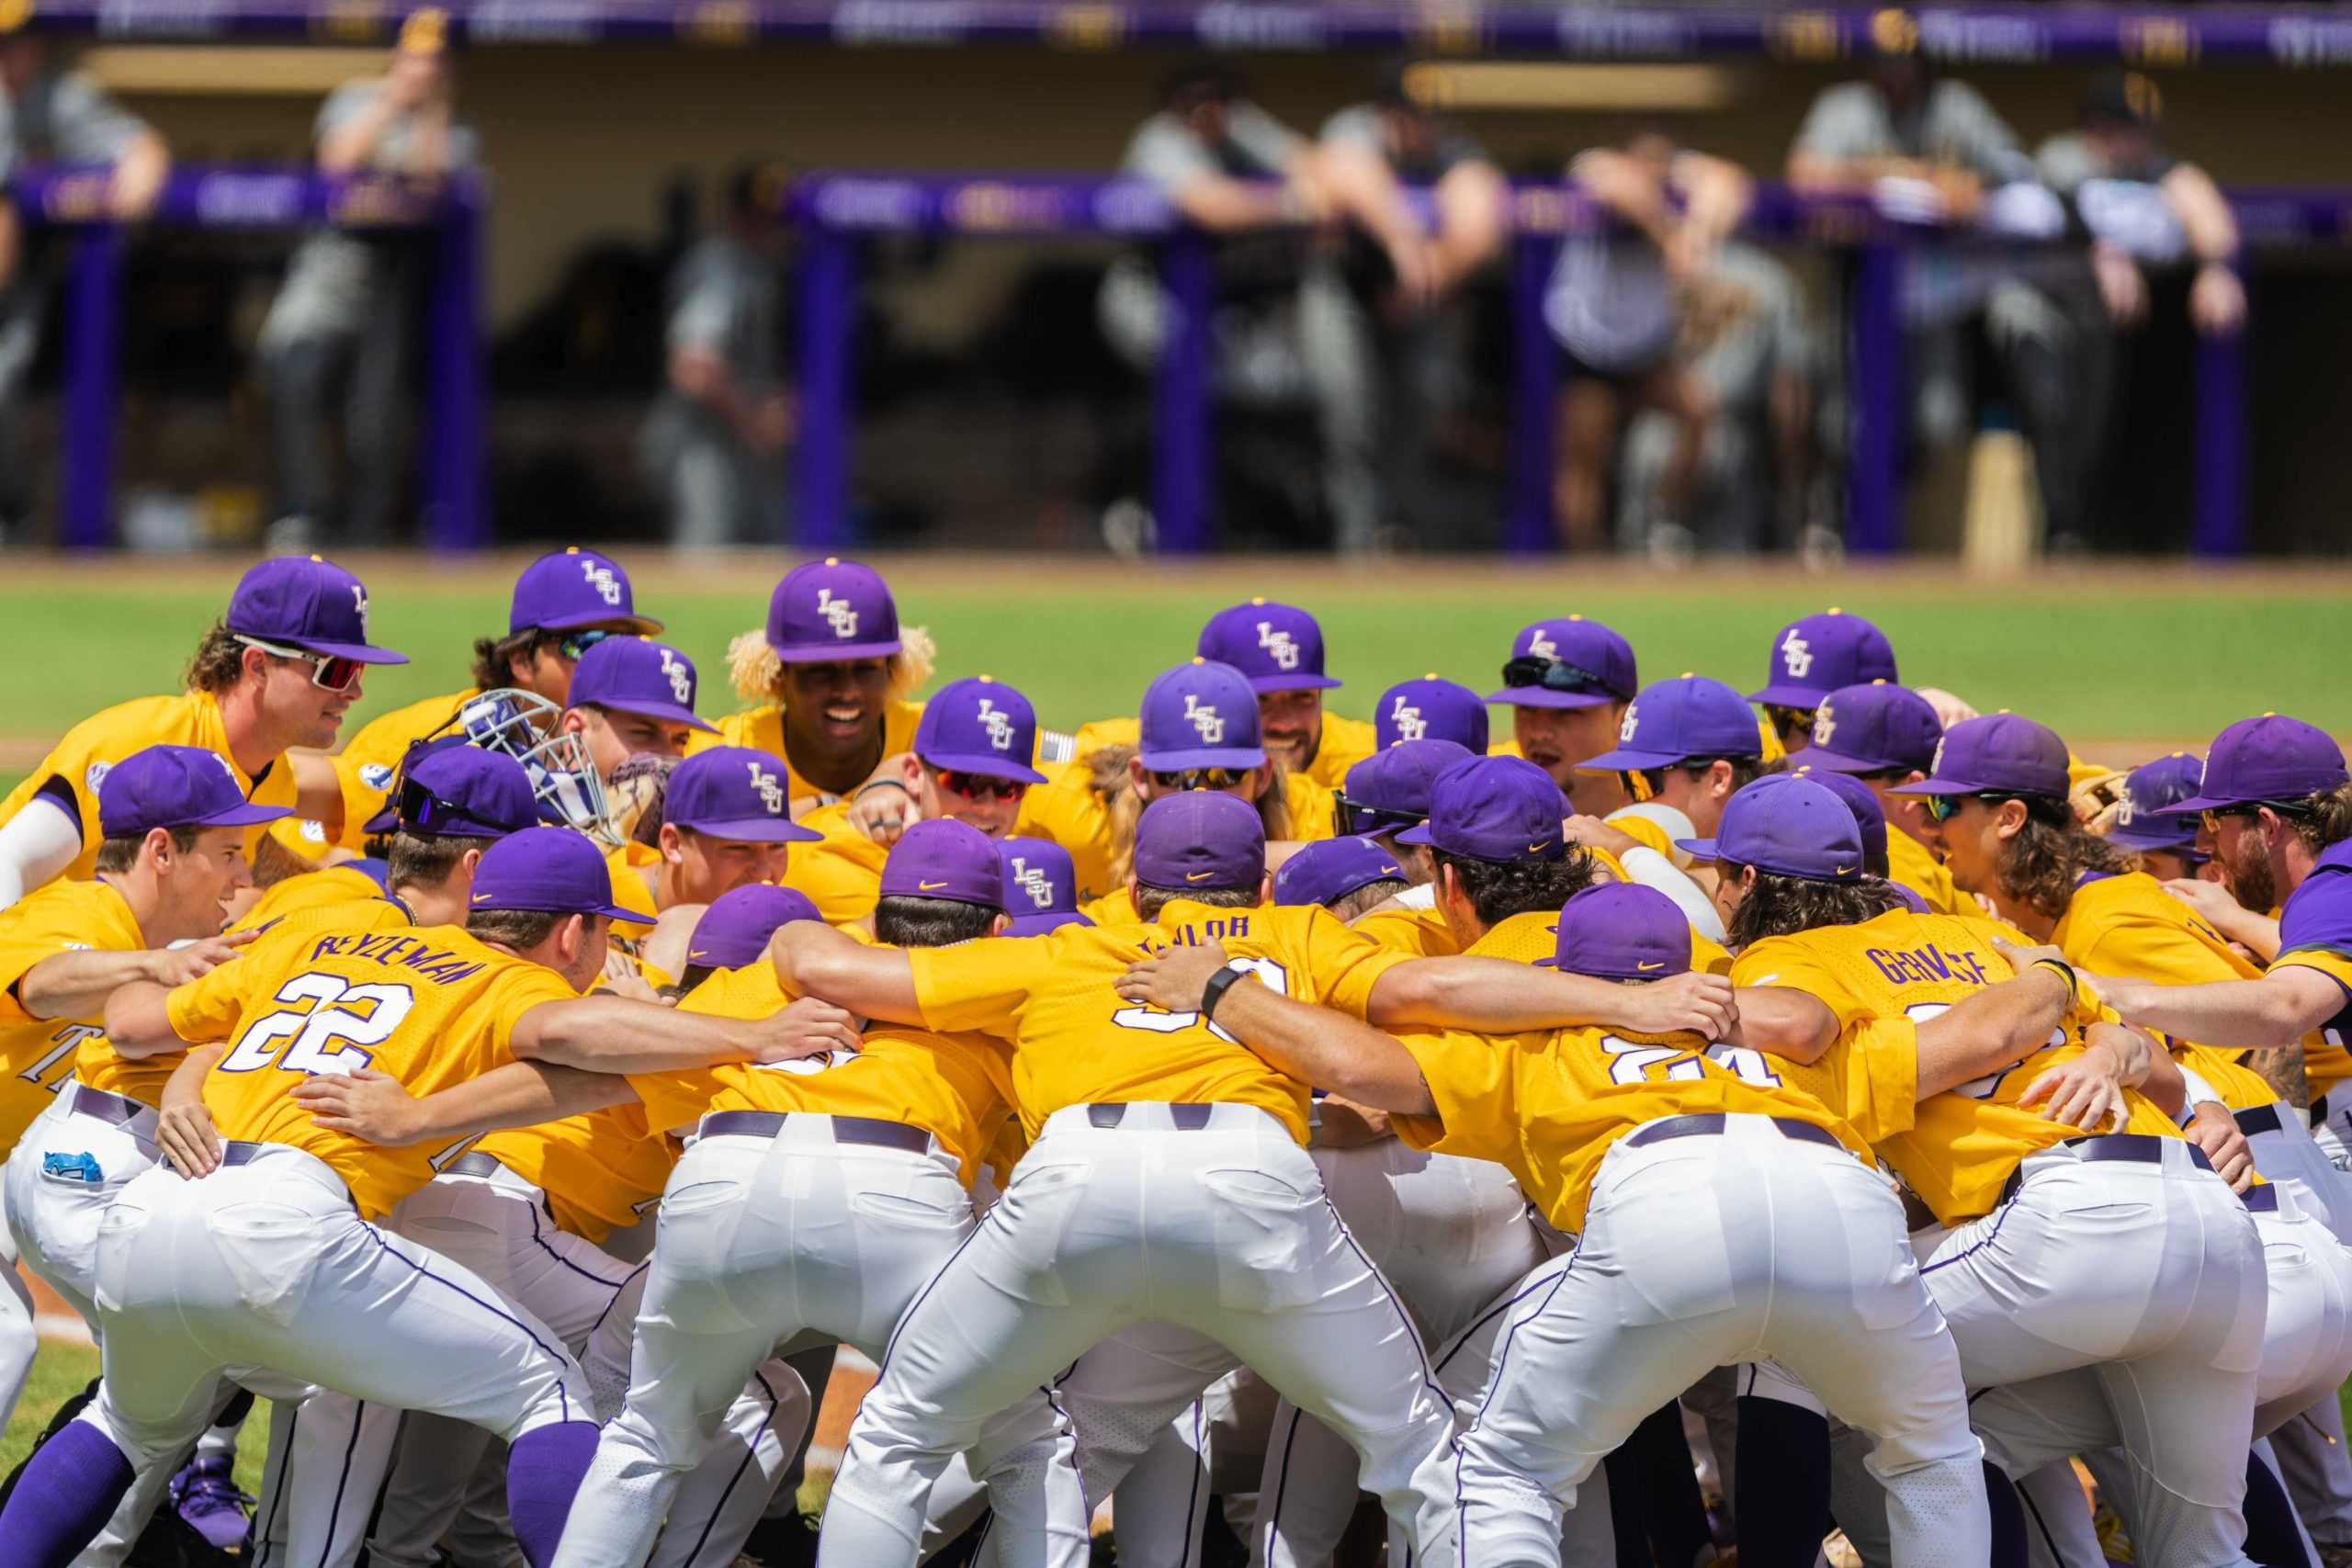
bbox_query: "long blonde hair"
[724,626,937,707]
[1091,741,1294,889]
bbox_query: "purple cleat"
[166,1455,253,1552]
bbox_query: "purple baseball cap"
[1396,756,1566,863]
[1803,682,1944,775]
[1195,600,1341,693]
[468,826,642,923]
[1890,714,2072,802]
[361,740,538,839]
[664,748,822,843]
[765,558,902,662]
[879,819,1003,910]
[1579,676,1762,773]
[1376,676,1489,752]
[1272,836,1406,909]
[1748,609,1897,708]
[1550,883,1691,980]
[1133,792,1265,893]
[1343,739,1475,821]
[1677,774,1864,881]
[1001,836,1091,937]
[225,556,407,665]
[1791,764,1889,867]
[1486,617,1638,711]
[1137,660,1265,773]
[2172,716,2349,816]
[567,637,718,733]
[97,745,294,838]
[686,885,822,971]
[913,677,1047,784]
[2106,753,2207,852]
[509,548,662,636]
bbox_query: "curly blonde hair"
[1090,741,1294,890]
[724,626,937,707]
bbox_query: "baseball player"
[1374,675,1489,753]
[775,786,1736,1568]
[0,556,407,907]
[1747,607,1898,758]
[1270,834,1410,920]
[998,836,1091,936]
[671,883,823,994]
[0,828,821,1568]
[1333,738,1474,881]
[605,747,820,939]
[1125,872,1998,1568]
[1021,660,1337,912]
[2099,752,2212,886]
[270,547,662,864]
[1705,773,2268,1568]
[1484,616,1641,818]
[560,636,719,782]
[789,676,1050,924]
[1798,680,1972,915]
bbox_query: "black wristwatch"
[1200,964,1253,1026]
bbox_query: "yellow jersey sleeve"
[2057,874,2257,993]
[783,803,887,926]
[1391,1026,1517,1157]
[1783,1017,1921,1145]
[1353,902,1457,958]
[1303,715,1378,792]
[1731,936,1873,1034]
[1279,905,1411,1021]
[1609,815,1677,861]
[0,882,145,1146]
[910,936,1057,1039]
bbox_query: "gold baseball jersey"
[169,923,582,1220]
[0,692,303,890]
[1733,908,2184,1225]
[630,960,1014,1189]
[694,700,927,811]
[1886,829,1972,918]
[472,1102,678,1244]
[1351,855,1733,977]
[0,879,144,1146]
[1392,910,1867,1232]
[781,801,886,926]
[604,841,666,925]
[910,899,1408,1145]
[231,865,396,935]
[2174,1041,2277,1112]
[269,687,479,863]
[2265,842,2352,1100]
[1014,769,1338,905]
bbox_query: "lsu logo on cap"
[1388,695,1425,742]
[581,558,623,606]
[747,761,786,816]
[358,762,396,791]
[351,584,371,637]
[85,760,111,794]
[1813,700,1838,749]
[1527,627,1560,660]
[817,589,859,639]
[978,697,1016,752]
[1256,621,1300,671]
[1928,737,1947,777]
[1010,855,1054,910]
[1618,703,1640,743]
[2115,790,2138,828]
[1779,628,1813,680]
[1182,696,1224,744]
[658,648,694,706]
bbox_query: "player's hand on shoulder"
[752,997,863,1065]
[292,1068,429,1145]
[2180,1100,2256,1192]
[1990,938,2069,974]
[1560,814,1640,860]
[596,953,667,1005]
[1115,941,1233,1014]
[1618,970,1736,1043]
[157,1102,223,1179]
[846,754,925,846]
[146,929,258,987]
[2016,1044,2124,1134]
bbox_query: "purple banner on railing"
[10,165,464,228]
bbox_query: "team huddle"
[0,549,2347,1568]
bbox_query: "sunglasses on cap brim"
[556,628,612,662]
[935,770,1027,801]
[1333,795,1424,838]
[235,635,365,694]
[1499,655,1612,696]
[2199,800,2313,833]
[389,777,506,837]
[1927,791,2064,823]
[1764,705,1817,736]
[1151,767,1252,791]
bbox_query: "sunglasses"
[1500,656,1612,697]
[935,770,1026,802]
[235,635,364,694]
[390,777,503,836]
[2199,801,2311,833]
[1764,705,1817,738]
[1926,791,2065,823]
[1333,794,1424,838]
[556,628,613,663]
[1152,767,1251,792]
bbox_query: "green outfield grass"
[2,559,2349,774]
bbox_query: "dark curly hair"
[1433,846,1600,930]
[1726,868,1909,947]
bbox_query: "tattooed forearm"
[2249,1041,2311,1110]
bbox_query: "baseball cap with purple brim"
[1747,609,1897,708]
[1134,792,1265,893]
[1677,774,1863,881]
[1340,739,1474,835]
[1791,764,1889,867]
[879,819,1004,909]
[361,739,538,839]
[1195,600,1342,693]
[765,558,903,662]
[468,826,642,922]
[1136,660,1265,773]
[1485,618,1638,712]
[2170,716,2349,816]
[1376,676,1489,752]
[1395,755,1566,863]
[1549,883,1691,980]
[567,637,718,733]
[2106,753,2208,852]
[1888,713,2072,801]
[97,745,295,838]
[225,555,407,665]
[1272,836,1407,909]
[914,677,1047,784]
[663,748,822,843]
[1579,675,1762,773]
[509,548,662,636]
[1802,682,1943,775]
[1000,836,1091,936]
[686,885,823,971]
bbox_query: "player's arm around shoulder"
[767,918,924,1025]
[1365,949,1735,1042]
[506,987,861,1077]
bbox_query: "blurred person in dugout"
[643,161,794,550]
[1100,63,1502,554]
[0,24,167,538]
[2035,70,2244,552]
[1786,40,2088,547]
[258,9,476,551]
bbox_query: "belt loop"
[1088,1104,1125,1130]
[1172,1103,1213,1131]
